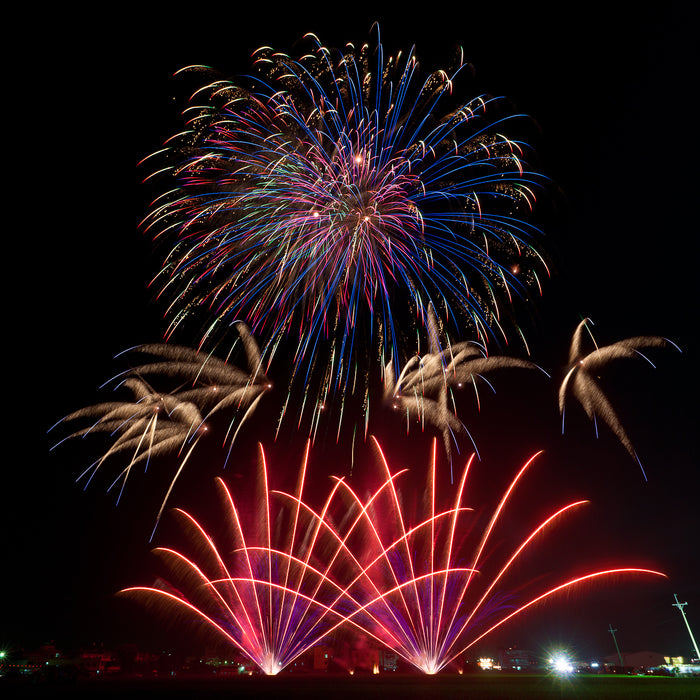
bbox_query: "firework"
[120,443,366,674]
[123,321,272,450]
[50,376,205,504]
[121,439,665,674]
[384,305,545,468]
[51,323,271,537]
[559,318,680,478]
[329,439,664,673]
[141,28,549,426]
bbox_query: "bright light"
[550,653,574,674]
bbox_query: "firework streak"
[120,439,665,674]
[141,30,550,430]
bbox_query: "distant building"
[80,648,121,676]
[603,650,665,670]
[498,646,538,670]
[378,649,399,671]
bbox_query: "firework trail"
[559,318,680,479]
[384,306,546,469]
[141,28,549,427]
[120,442,369,675]
[123,321,272,451]
[51,376,205,502]
[51,323,271,537]
[327,438,665,673]
[121,439,665,674]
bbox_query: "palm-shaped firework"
[124,321,272,451]
[385,306,545,470]
[52,377,205,496]
[52,323,271,536]
[559,318,680,478]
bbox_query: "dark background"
[8,1,697,666]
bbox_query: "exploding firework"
[121,439,665,674]
[50,376,206,504]
[51,323,271,537]
[559,318,681,479]
[141,28,550,429]
[384,304,546,469]
[123,320,272,452]
[327,439,664,673]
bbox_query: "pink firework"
[330,439,665,673]
[121,440,665,674]
[120,442,358,675]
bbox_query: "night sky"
[11,2,697,666]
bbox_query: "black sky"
[10,1,697,664]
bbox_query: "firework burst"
[384,305,547,469]
[51,323,271,537]
[559,318,681,478]
[120,442,368,675]
[122,321,272,452]
[329,439,664,673]
[142,28,549,427]
[50,376,206,503]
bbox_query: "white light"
[552,654,574,674]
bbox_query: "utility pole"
[673,594,700,661]
[608,624,624,667]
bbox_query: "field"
[5,673,699,699]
